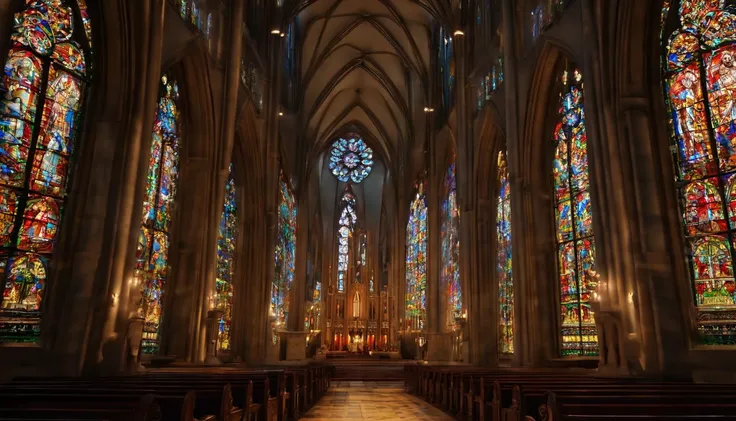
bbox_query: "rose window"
[329,136,374,183]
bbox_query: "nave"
[302,381,452,421]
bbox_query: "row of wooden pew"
[0,363,332,421]
[405,363,736,420]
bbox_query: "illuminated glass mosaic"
[135,75,181,355]
[441,163,462,325]
[0,0,92,343]
[496,151,514,355]
[328,135,374,184]
[662,0,736,344]
[553,65,598,357]
[405,182,427,332]
[216,164,237,352]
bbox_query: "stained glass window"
[662,0,736,345]
[405,182,427,332]
[135,75,181,355]
[0,0,92,343]
[337,192,357,292]
[355,231,366,285]
[553,65,599,357]
[271,172,296,337]
[441,163,462,326]
[530,0,572,41]
[329,136,374,184]
[439,27,455,117]
[215,163,237,352]
[496,151,514,355]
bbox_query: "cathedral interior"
[0,0,736,419]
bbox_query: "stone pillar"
[579,0,690,377]
[197,0,244,363]
[49,0,169,376]
[261,25,285,362]
[501,0,525,368]
[452,18,475,363]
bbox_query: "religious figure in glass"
[405,182,427,332]
[553,65,599,357]
[0,0,92,343]
[441,163,462,326]
[662,0,736,344]
[134,75,181,355]
[497,150,514,355]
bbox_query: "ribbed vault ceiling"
[297,0,438,168]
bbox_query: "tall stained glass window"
[0,0,92,343]
[439,27,455,117]
[662,0,736,345]
[441,163,462,326]
[406,182,427,332]
[553,65,598,357]
[337,192,357,292]
[271,172,297,335]
[215,164,237,352]
[497,151,514,355]
[355,231,366,285]
[135,75,181,355]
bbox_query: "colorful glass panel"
[405,182,427,332]
[328,136,374,184]
[135,76,181,355]
[497,151,514,355]
[0,0,91,343]
[216,164,237,352]
[337,192,356,292]
[553,66,599,357]
[664,0,736,345]
[441,163,461,326]
[271,172,297,340]
[355,231,366,285]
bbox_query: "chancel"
[0,0,735,420]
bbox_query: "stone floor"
[300,381,453,420]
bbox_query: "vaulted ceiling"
[291,0,453,248]
[296,0,442,171]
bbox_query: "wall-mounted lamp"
[627,292,634,304]
[453,30,465,37]
[271,29,281,35]
[423,107,435,113]
[280,32,285,38]
[278,111,284,116]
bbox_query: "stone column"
[51,0,168,376]
[579,0,690,377]
[452,19,476,363]
[500,0,524,368]
[261,27,285,361]
[196,0,244,363]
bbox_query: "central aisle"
[301,381,453,420]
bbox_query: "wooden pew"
[545,390,736,420]
[0,393,186,421]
